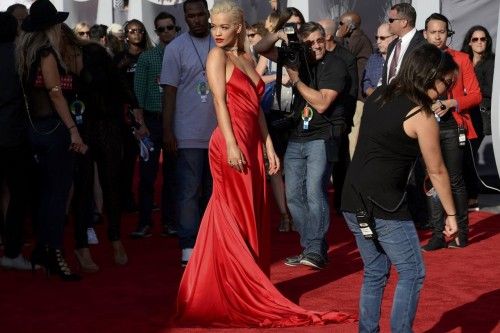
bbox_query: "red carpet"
[1,204,500,333]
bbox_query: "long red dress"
[175,66,354,328]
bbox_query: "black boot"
[421,235,447,251]
[48,248,81,281]
[34,247,81,281]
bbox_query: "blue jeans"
[176,148,212,249]
[284,140,332,258]
[343,212,425,333]
[138,112,177,229]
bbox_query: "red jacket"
[445,48,482,139]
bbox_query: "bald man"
[361,23,396,97]
[336,11,372,88]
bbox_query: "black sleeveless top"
[341,87,420,220]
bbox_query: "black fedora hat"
[22,0,69,32]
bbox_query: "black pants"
[463,135,484,200]
[427,126,468,242]
[29,118,74,249]
[73,120,124,248]
[138,112,177,228]
[0,143,32,258]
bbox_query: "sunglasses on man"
[375,35,394,41]
[388,18,404,24]
[156,25,179,33]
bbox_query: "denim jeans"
[343,212,425,333]
[176,148,212,249]
[427,127,468,242]
[284,140,332,258]
[138,112,177,229]
[29,118,74,249]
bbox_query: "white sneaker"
[87,228,99,245]
[181,248,193,267]
[0,255,32,270]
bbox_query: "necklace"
[223,46,238,52]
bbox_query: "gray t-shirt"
[160,32,216,149]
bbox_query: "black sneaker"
[468,202,479,212]
[421,236,446,251]
[284,254,304,266]
[300,253,326,270]
[161,225,177,237]
[129,225,152,239]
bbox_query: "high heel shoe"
[112,240,128,265]
[31,246,80,281]
[47,248,81,281]
[74,248,99,273]
[278,213,292,232]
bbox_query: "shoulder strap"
[404,106,423,121]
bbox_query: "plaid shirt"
[134,44,165,113]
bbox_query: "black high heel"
[47,248,81,281]
[31,245,81,281]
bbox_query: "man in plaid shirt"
[131,12,180,238]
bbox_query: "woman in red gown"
[175,0,354,327]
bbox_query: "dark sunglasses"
[375,35,394,41]
[471,37,487,43]
[388,18,404,23]
[77,31,90,36]
[127,28,144,34]
[156,25,176,33]
[247,33,256,38]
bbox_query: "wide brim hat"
[22,0,69,32]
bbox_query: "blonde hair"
[16,24,65,82]
[210,0,247,52]
[74,21,90,33]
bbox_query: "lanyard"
[188,34,211,76]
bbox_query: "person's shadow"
[424,289,500,333]
[274,238,363,304]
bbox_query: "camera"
[277,23,309,68]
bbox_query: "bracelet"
[291,79,300,88]
[68,125,77,130]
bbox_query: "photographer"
[255,22,348,269]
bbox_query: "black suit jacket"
[382,30,426,85]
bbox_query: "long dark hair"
[123,19,152,50]
[273,7,305,32]
[379,43,458,114]
[461,25,494,64]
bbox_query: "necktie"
[388,38,402,82]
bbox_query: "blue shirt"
[361,52,384,95]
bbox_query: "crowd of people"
[0,0,496,330]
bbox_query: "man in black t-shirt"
[255,22,347,269]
